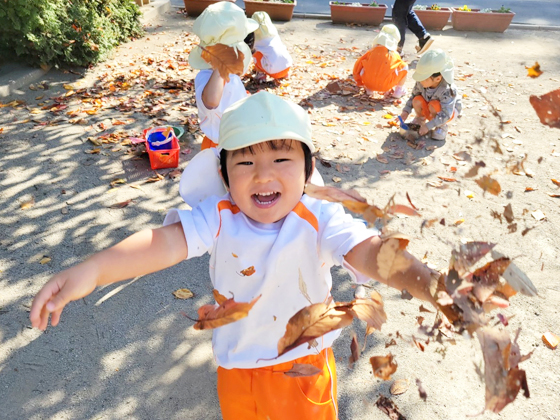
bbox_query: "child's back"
[252,11,292,80]
[353,24,408,98]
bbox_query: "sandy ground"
[1,9,560,420]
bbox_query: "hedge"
[0,0,143,67]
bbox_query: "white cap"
[219,91,314,152]
[252,11,279,41]
[372,24,400,52]
[412,48,454,84]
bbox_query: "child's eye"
[274,158,290,163]
[237,161,253,166]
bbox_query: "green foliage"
[496,5,511,13]
[0,0,143,67]
[369,1,379,6]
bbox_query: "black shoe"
[416,35,434,54]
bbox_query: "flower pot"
[183,0,236,17]
[413,7,451,31]
[451,8,515,33]
[330,2,387,26]
[244,1,296,22]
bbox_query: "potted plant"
[244,0,296,22]
[330,2,388,26]
[412,4,451,31]
[451,5,515,32]
[183,0,236,17]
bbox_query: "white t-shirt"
[194,70,248,143]
[254,36,293,75]
[164,194,377,369]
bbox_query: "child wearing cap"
[30,92,438,419]
[399,48,462,141]
[189,1,259,150]
[353,24,409,98]
[251,11,293,82]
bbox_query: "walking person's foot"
[416,34,434,54]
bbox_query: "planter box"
[330,2,387,26]
[451,8,515,33]
[183,0,236,17]
[244,1,296,22]
[413,7,451,31]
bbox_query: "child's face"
[224,140,308,224]
[420,75,443,88]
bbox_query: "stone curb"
[0,1,171,99]
[291,13,560,31]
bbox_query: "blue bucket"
[146,127,177,151]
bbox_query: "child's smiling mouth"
[252,191,280,207]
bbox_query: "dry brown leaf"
[173,288,194,299]
[552,179,560,187]
[370,354,398,380]
[240,266,255,276]
[390,378,410,395]
[40,256,51,265]
[525,62,543,78]
[200,44,245,83]
[542,332,559,349]
[529,88,560,129]
[376,239,413,281]
[193,291,261,330]
[375,395,406,420]
[304,184,366,204]
[110,178,126,187]
[20,197,35,210]
[348,332,360,368]
[108,199,133,209]
[145,172,164,183]
[438,176,458,182]
[476,175,502,196]
[284,363,322,378]
[376,154,389,164]
[503,204,514,223]
[277,302,354,357]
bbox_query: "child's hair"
[244,32,255,52]
[431,72,442,78]
[219,140,314,188]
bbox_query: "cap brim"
[188,46,212,70]
[247,18,259,33]
[412,70,432,82]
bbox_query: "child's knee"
[428,100,441,117]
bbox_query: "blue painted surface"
[172,0,560,26]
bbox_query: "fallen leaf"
[390,378,410,395]
[110,178,126,187]
[145,172,164,183]
[304,184,366,204]
[173,288,194,299]
[503,204,514,223]
[419,304,434,313]
[375,395,406,420]
[40,256,51,265]
[370,354,398,380]
[240,266,255,276]
[348,332,360,368]
[542,332,559,349]
[377,155,389,164]
[284,363,322,377]
[526,62,543,78]
[437,176,457,182]
[192,290,261,330]
[524,187,537,192]
[108,199,133,209]
[547,193,560,198]
[20,197,35,210]
[476,176,502,196]
[552,179,560,187]
[531,210,545,221]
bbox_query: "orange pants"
[412,96,456,122]
[217,348,338,420]
[253,51,290,79]
[201,135,218,150]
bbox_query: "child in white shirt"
[189,1,258,149]
[251,11,293,82]
[30,92,437,420]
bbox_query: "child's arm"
[30,222,188,330]
[201,69,225,110]
[344,236,438,305]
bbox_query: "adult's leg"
[406,4,428,40]
[392,0,417,49]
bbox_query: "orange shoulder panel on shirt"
[292,202,319,232]
[216,200,241,237]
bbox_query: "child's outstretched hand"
[30,261,99,330]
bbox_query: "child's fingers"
[30,281,59,328]
[50,307,64,327]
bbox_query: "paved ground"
[1,4,560,420]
